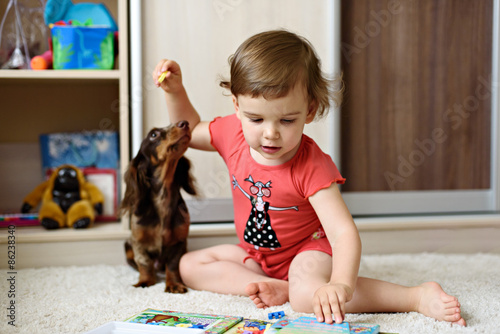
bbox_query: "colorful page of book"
[224,318,272,334]
[271,317,291,329]
[124,309,242,334]
[279,317,350,334]
[350,323,380,333]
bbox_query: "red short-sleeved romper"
[210,114,345,280]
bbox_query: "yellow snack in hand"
[158,71,169,83]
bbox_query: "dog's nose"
[177,120,189,129]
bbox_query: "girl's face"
[233,83,317,166]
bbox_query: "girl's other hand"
[312,283,354,324]
[152,59,183,93]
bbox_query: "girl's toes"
[252,297,266,308]
[256,301,267,308]
[245,283,259,296]
[440,292,457,303]
[444,305,460,314]
[453,318,467,327]
[444,313,461,322]
[443,300,459,311]
[445,307,460,316]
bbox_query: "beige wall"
[141,0,337,206]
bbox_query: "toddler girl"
[153,29,465,326]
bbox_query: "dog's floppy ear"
[121,154,151,215]
[175,156,197,196]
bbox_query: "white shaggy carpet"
[1,253,499,334]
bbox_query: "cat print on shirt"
[232,175,298,250]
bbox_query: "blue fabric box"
[39,131,119,169]
[51,25,114,69]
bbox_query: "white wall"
[141,0,338,220]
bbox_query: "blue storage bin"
[51,25,114,69]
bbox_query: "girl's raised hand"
[153,59,183,93]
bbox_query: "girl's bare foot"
[245,280,289,308]
[415,282,466,326]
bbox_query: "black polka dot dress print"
[244,196,281,249]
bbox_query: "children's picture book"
[86,321,205,333]
[86,310,386,334]
[224,318,272,334]
[271,317,291,329]
[279,317,350,334]
[278,317,381,334]
[350,323,381,333]
[124,309,243,334]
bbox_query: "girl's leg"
[287,251,466,326]
[347,278,466,325]
[179,244,287,305]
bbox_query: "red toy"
[30,50,53,70]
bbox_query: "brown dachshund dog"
[121,121,196,293]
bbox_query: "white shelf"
[0,69,121,80]
[0,222,130,244]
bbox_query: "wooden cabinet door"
[340,0,497,214]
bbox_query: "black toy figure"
[21,165,104,229]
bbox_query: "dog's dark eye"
[149,131,159,140]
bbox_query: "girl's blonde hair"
[220,29,343,120]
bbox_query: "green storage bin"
[51,25,114,69]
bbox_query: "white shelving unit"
[0,69,121,79]
[0,0,130,266]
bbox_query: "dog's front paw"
[165,282,188,293]
[133,279,156,288]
